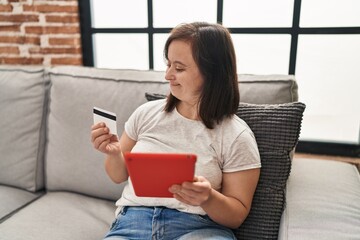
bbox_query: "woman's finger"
[91,127,109,143]
[93,133,112,149]
[91,122,105,130]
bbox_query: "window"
[78,0,360,156]
[93,33,149,69]
[152,0,217,28]
[231,34,291,74]
[296,35,360,144]
[223,0,294,27]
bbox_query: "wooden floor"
[294,153,360,171]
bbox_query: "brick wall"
[0,0,82,66]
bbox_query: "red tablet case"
[124,152,197,198]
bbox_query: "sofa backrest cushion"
[45,66,299,201]
[0,66,49,192]
[45,67,169,200]
[143,74,298,104]
[238,74,298,103]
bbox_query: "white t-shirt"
[115,99,261,215]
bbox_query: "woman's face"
[165,40,204,105]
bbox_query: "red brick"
[0,36,40,45]
[44,26,80,34]
[45,15,79,23]
[34,0,77,1]
[0,46,20,54]
[25,36,41,44]
[0,4,13,12]
[25,26,43,34]
[51,57,82,65]
[29,47,82,54]
[25,26,80,34]
[23,4,78,13]
[0,14,39,22]
[0,57,43,64]
[0,25,20,32]
[49,37,81,46]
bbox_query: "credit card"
[93,107,117,135]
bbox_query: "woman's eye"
[165,62,184,72]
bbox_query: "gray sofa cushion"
[145,74,298,104]
[0,185,43,223]
[238,74,298,103]
[234,102,305,239]
[45,67,170,200]
[44,66,299,209]
[279,158,360,240]
[0,66,49,192]
[0,191,115,240]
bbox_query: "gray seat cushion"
[279,158,360,240]
[0,185,43,223]
[0,191,116,240]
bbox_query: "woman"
[91,22,261,240]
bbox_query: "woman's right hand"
[91,122,121,156]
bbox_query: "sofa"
[0,65,359,240]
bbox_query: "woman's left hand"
[169,176,212,206]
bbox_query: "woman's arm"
[104,132,136,183]
[203,169,260,228]
[91,122,136,184]
[169,168,260,229]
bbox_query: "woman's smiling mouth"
[169,82,180,87]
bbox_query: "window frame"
[78,0,360,157]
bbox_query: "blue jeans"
[104,206,236,240]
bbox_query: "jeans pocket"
[109,218,118,231]
[109,207,128,231]
[195,214,213,224]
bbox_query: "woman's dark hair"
[164,22,239,129]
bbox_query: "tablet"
[124,152,197,198]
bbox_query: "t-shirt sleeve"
[222,128,261,172]
[124,99,165,142]
[124,102,149,141]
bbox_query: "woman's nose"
[165,68,174,81]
